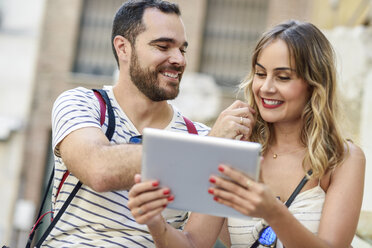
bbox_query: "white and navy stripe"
[47,86,210,247]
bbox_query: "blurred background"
[0,0,372,247]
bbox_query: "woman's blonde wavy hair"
[240,20,347,178]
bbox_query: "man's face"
[129,8,187,101]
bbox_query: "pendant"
[273,154,278,159]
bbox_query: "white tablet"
[141,128,261,219]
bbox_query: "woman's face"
[252,39,310,125]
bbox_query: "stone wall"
[325,26,372,211]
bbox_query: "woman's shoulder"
[331,141,366,180]
[344,141,366,165]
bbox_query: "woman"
[128,20,365,248]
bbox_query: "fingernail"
[213,196,219,202]
[152,181,159,187]
[163,189,170,195]
[162,204,167,208]
[218,165,224,172]
[208,188,214,194]
[167,195,174,201]
[209,177,216,183]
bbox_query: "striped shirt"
[228,185,325,248]
[46,86,210,247]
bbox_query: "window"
[200,0,269,87]
[73,0,124,76]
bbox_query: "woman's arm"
[128,174,225,248]
[317,143,365,246]
[209,142,365,248]
[218,218,231,247]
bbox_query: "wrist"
[264,200,288,226]
[148,215,167,236]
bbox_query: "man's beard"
[129,50,183,101]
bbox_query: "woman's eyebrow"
[255,63,266,70]
[274,67,295,72]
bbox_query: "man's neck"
[113,82,174,133]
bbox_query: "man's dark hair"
[111,0,181,67]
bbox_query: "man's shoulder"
[56,87,95,101]
[53,87,101,110]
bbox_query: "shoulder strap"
[183,116,198,134]
[31,89,116,248]
[285,169,313,207]
[93,90,106,125]
[93,89,116,140]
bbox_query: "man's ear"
[113,35,132,63]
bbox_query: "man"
[46,1,211,247]
[46,0,253,246]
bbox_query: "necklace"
[271,147,306,159]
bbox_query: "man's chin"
[164,90,179,101]
[147,88,179,102]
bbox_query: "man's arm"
[59,127,142,192]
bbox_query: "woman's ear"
[113,35,132,64]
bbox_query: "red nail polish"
[152,181,159,187]
[208,189,214,194]
[213,196,219,202]
[209,177,216,183]
[162,204,167,208]
[163,189,170,195]
[167,195,174,201]
[218,166,224,172]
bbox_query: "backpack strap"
[31,89,115,248]
[35,182,82,247]
[25,166,56,248]
[93,90,106,126]
[93,89,116,141]
[183,116,198,134]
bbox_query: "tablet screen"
[141,128,261,219]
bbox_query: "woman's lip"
[261,98,284,109]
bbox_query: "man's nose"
[168,49,186,67]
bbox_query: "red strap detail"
[183,116,198,134]
[56,171,69,199]
[94,91,106,126]
[28,211,53,237]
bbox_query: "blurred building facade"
[1,0,371,246]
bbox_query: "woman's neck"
[270,121,305,152]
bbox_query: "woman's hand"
[208,164,281,220]
[209,100,256,141]
[128,174,174,227]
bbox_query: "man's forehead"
[141,8,186,43]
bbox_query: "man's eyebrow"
[149,38,188,48]
[255,62,295,72]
